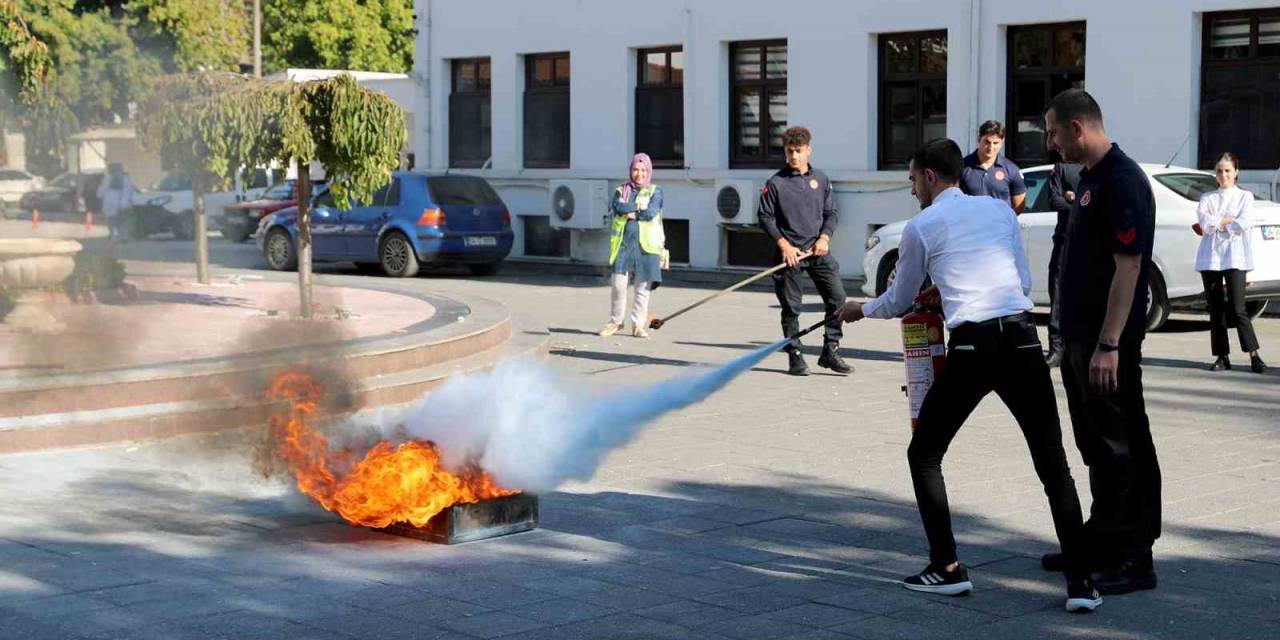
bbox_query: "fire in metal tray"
[266,370,526,537]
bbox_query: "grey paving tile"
[699,613,826,640]
[437,610,550,638]
[631,599,743,627]
[502,596,614,625]
[766,602,876,627]
[691,585,809,614]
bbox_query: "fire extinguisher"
[900,304,946,431]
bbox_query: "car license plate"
[1263,225,1280,241]
[465,236,497,247]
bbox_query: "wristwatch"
[1097,341,1119,352]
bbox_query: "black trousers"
[1046,210,1069,349]
[1060,340,1161,564]
[1200,269,1260,356]
[773,253,845,351]
[909,312,1089,581]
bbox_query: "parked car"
[861,163,1280,331]
[218,179,324,243]
[257,173,513,277]
[127,173,252,239]
[16,171,104,218]
[0,168,44,217]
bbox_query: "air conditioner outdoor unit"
[548,179,610,229]
[713,179,763,225]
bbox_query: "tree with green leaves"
[138,72,405,317]
[127,0,248,73]
[0,0,50,166]
[264,0,413,74]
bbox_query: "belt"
[961,311,1032,330]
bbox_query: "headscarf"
[621,153,653,202]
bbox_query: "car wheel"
[379,232,419,277]
[875,251,898,296]
[1245,299,1269,319]
[264,228,297,271]
[1145,268,1170,332]
[467,261,503,277]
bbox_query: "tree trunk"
[296,160,313,319]
[193,175,209,284]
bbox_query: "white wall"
[414,0,1280,277]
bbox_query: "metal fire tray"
[381,493,538,544]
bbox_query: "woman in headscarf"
[599,153,665,338]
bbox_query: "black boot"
[1045,338,1064,368]
[787,350,810,376]
[1209,355,1231,371]
[1251,353,1267,374]
[817,344,853,375]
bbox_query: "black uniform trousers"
[908,312,1089,581]
[1200,269,1260,356]
[773,253,845,351]
[1060,341,1161,565]
[1046,210,1069,349]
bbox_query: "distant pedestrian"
[960,120,1027,213]
[600,153,665,339]
[1196,152,1266,373]
[758,126,850,376]
[96,163,134,241]
[1045,149,1083,367]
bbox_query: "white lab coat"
[1195,186,1253,272]
[96,174,135,220]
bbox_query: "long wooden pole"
[649,252,811,330]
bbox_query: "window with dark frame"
[878,31,947,170]
[1200,9,1280,170]
[1006,23,1085,166]
[730,40,788,168]
[524,52,571,168]
[636,46,685,167]
[449,58,491,168]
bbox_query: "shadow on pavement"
[1,467,1277,639]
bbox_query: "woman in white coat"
[1196,152,1265,373]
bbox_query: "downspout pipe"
[969,0,982,144]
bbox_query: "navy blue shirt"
[1058,144,1155,347]
[959,152,1026,207]
[757,165,837,249]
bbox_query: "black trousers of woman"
[908,312,1089,581]
[1200,269,1259,356]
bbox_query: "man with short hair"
[837,138,1100,613]
[758,126,851,376]
[1042,88,1161,595]
[960,120,1027,213]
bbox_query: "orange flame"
[266,370,516,528]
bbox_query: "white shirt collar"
[934,186,964,203]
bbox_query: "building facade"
[411,0,1280,277]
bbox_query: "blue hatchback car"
[257,172,514,276]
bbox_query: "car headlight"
[148,195,172,207]
[865,234,881,251]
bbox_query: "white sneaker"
[598,322,620,337]
[632,327,650,339]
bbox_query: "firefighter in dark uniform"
[758,126,851,376]
[1042,89,1161,595]
[959,120,1027,213]
[1045,150,1083,367]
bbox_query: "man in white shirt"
[837,138,1100,613]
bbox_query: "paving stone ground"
[1,240,1278,639]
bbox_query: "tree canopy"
[264,0,413,75]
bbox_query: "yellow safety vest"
[609,185,665,265]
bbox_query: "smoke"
[397,338,789,492]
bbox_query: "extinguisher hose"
[780,313,842,350]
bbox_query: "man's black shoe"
[1045,349,1063,368]
[1065,579,1102,613]
[787,351,810,376]
[902,562,972,596]
[1251,353,1267,374]
[817,346,853,374]
[1095,559,1157,595]
[1209,355,1231,371]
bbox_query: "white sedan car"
[0,168,44,216]
[861,164,1280,331]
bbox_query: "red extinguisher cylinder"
[900,307,946,430]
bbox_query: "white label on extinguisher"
[904,346,936,420]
